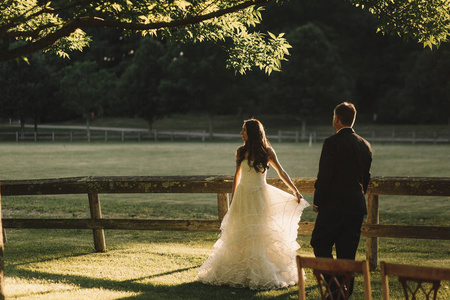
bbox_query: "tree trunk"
[301,119,306,141]
[147,117,154,131]
[208,114,213,141]
[34,115,38,133]
[86,113,90,142]
[19,116,25,134]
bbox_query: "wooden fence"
[0,176,448,297]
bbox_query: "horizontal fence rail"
[0,176,449,272]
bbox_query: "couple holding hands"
[197,102,373,296]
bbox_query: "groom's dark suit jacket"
[314,127,372,215]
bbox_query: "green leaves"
[227,30,291,74]
[2,0,450,72]
[350,0,450,49]
[44,29,92,59]
[1,0,293,73]
[161,4,292,74]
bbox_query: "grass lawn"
[0,142,449,299]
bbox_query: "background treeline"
[1,0,449,130]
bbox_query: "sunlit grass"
[0,142,449,299]
[3,231,449,299]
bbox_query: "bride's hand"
[294,191,303,203]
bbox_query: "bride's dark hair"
[237,118,271,173]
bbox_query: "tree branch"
[0,3,54,35]
[82,0,269,30]
[0,0,269,62]
[0,21,80,62]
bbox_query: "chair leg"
[362,261,372,300]
[380,262,390,300]
[297,256,307,300]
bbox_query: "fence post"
[52,132,55,142]
[278,130,282,143]
[0,183,5,300]
[366,194,379,271]
[88,193,106,253]
[16,132,18,142]
[412,131,416,144]
[217,193,229,222]
[70,131,73,142]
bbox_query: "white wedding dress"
[196,160,309,290]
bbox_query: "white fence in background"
[0,128,449,144]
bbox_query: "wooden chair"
[296,255,371,300]
[380,261,450,300]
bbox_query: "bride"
[196,118,309,290]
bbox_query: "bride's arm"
[231,163,242,204]
[268,147,303,202]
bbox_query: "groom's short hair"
[334,102,356,126]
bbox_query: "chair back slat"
[297,255,371,300]
[381,261,450,300]
[382,262,450,281]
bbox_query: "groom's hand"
[313,205,319,213]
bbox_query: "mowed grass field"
[0,142,449,299]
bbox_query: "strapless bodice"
[239,159,267,188]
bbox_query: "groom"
[310,102,372,297]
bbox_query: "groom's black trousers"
[310,210,364,296]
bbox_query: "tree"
[377,44,450,124]
[270,23,354,122]
[0,0,291,74]
[55,60,113,133]
[0,52,60,132]
[116,38,168,129]
[258,0,450,121]
[350,0,450,49]
[1,1,449,72]
[169,41,237,137]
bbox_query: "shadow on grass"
[1,230,325,299]
[7,250,94,267]
[5,263,301,300]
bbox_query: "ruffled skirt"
[196,183,309,290]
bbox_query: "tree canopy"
[350,0,450,49]
[1,0,449,126]
[1,0,449,73]
[0,0,291,74]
